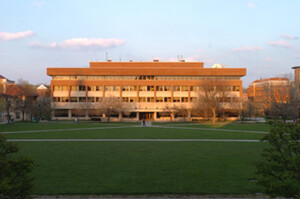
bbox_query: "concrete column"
[188,110,191,118]
[154,112,157,120]
[68,109,72,120]
[136,112,140,120]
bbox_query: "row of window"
[53,96,240,103]
[53,75,241,81]
[54,85,241,92]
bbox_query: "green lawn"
[0,122,136,132]
[1,122,270,195]
[17,142,265,195]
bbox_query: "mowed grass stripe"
[17,142,265,195]
[0,122,137,132]
[3,127,265,140]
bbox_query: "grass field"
[1,121,270,195]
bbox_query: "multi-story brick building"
[47,61,246,121]
[247,77,292,115]
[292,66,300,117]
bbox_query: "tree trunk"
[212,108,216,123]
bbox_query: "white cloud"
[281,34,298,40]
[32,1,46,8]
[231,46,262,53]
[247,2,256,8]
[269,40,293,48]
[30,37,125,50]
[0,30,35,41]
[265,57,274,62]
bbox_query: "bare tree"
[32,97,52,120]
[263,79,295,122]
[194,80,230,123]
[96,96,124,122]
[174,104,189,122]
[0,93,19,123]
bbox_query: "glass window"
[181,97,188,102]
[61,97,69,102]
[147,97,154,102]
[122,97,129,102]
[233,86,240,91]
[71,86,78,91]
[79,85,86,91]
[164,97,171,102]
[164,86,171,91]
[70,97,78,102]
[139,86,147,91]
[88,97,95,102]
[79,97,86,102]
[96,97,102,102]
[54,86,60,91]
[53,97,60,102]
[181,86,189,91]
[173,86,180,92]
[156,97,163,102]
[95,86,103,91]
[139,97,146,102]
[156,86,164,91]
[173,97,180,102]
[129,97,137,102]
[147,86,154,91]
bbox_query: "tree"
[0,93,19,123]
[174,104,189,122]
[263,79,296,122]
[240,100,256,123]
[96,96,124,122]
[194,80,230,123]
[15,97,34,121]
[0,135,34,199]
[256,121,300,198]
[32,97,52,120]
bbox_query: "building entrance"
[139,112,154,120]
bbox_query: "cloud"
[231,46,262,53]
[32,1,46,8]
[281,34,298,40]
[0,30,35,41]
[269,40,293,48]
[247,2,256,8]
[294,55,300,59]
[30,37,125,50]
[265,57,274,62]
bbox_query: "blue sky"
[0,0,299,86]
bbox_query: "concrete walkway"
[7,139,261,142]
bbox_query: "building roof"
[0,75,15,83]
[37,84,48,90]
[47,61,246,76]
[250,77,291,85]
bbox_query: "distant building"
[292,66,300,117]
[47,61,246,121]
[0,75,37,122]
[37,84,50,97]
[247,77,292,115]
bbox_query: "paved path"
[7,138,261,142]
